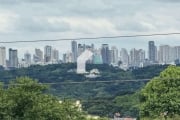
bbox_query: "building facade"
[24,52,31,64]
[148,41,157,63]
[44,45,52,63]
[71,41,78,62]
[120,48,129,69]
[110,46,119,65]
[9,48,18,68]
[101,44,110,64]
[33,48,43,63]
[0,47,6,67]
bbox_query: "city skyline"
[1,33,180,59]
[1,0,180,56]
[1,40,180,69]
[1,38,180,59]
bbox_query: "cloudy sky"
[1,0,180,58]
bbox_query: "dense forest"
[0,63,170,118]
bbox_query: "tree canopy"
[140,66,180,119]
[0,77,87,120]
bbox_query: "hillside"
[0,64,168,98]
[0,63,170,117]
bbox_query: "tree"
[0,77,86,120]
[140,66,180,119]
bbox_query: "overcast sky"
[1,0,180,58]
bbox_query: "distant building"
[93,49,103,64]
[129,48,138,67]
[9,48,18,68]
[138,49,146,67]
[0,47,6,67]
[85,44,94,52]
[148,41,157,63]
[101,44,110,64]
[24,52,31,64]
[174,46,180,61]
[77,43,94,57]
[33,48,43,63]
[52,49,59,63]
[129,48,145,67]
[120,48,129,69]
[71,41,78,62]
[63,52,73,63]
[78,44,85,56]
[110,46,119,65]
[158,45,172,64]
[44,45,52,63]
[114,112,121,120]
[85,69,101,78]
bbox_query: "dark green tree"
[140,66,180,119]
[0,77,86,120]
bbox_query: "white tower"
[77,50,93,74]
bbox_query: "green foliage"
[140,66,180,119]
[0,77,86,120]
[0,64,172,118]
[132,65,168,79]
[114,93,140,117]
[0,63,162,99]
[83,93,140,118]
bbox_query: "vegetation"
[140,66,180,119]
[83,93,140,118]
[0,77,109,120]
[0,63,176,118]
[0,63,168,99]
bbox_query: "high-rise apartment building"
[148,41,157,62]
[71,41,78,62]
[158,45,171,64]
[52,49,59,62]
[120,48,129,68]
[110,46,118,65]
[129,48,138,67]
[0,47,6,67]
[85,44,94,52]
[129,48,145,67]
[174,46,180,61]
[93,49,103,64]
[33,48,43,63]
[63,52,73,63]
[44,45,52,63]
[78,44,85,56]
[101,44,110,64]
[9,48,18,68]
[138,49,146,64]
[24,52,31,64]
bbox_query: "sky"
[1,0,180,58]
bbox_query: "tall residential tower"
[101,44,110,64]
[0,47,6,67]
[44,45,52,63]
[148,41,157,63]
[9,48,18,68]
[71,41,78,62]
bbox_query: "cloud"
[0,0,56,4]
[15,17,71,33]
[1,0,180,58]
[58,17,117,34]
[0,0,18,4]
[0,11,18,33]
[157,0,180,3]
[1,0,180,34]
[14,16,118,34]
